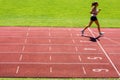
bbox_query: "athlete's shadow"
[82,35,101,42]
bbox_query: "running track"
[0,27,120,78]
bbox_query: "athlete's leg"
[94,20,101,33]
[82,20,93,32]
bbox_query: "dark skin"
[82,3,101,34]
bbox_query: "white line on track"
[84,48,96,51]
[103,37,120,45]
[50,67,53,73]
[49,39,51,43]
[0,35,86,38]
[70,33,73,37]
[19,55,23,61]
[0,62,109,65]
[80,40,90,43]
[72,39,75,44]
[16,66,20,74]
[49,46,52,51]
[88,28,120,77]
[78,55,82,62]
[0,52,103,54]
[50,56,52,61]
[82,66,87,75]
[93,31,120,45]
[75,47,78,52]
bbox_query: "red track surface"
[0,27,120,78]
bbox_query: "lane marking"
[16,66,20,74]
[50,67,52,73]
[49,39,51,43]
[93,31,120,45]
[19,55,23,61]
[72,39,75,44]
[70,33,73,37]
[0,52,103,54]
[50,56,52,61]
[0,35,93,38]
[0,43,79,46]
[92,68,109,73]
[88,28,120,76]
[80,40,90,43]
[103,37,120,45]
[0,62,109,65]
[78,55,82,62]
[76,34,80,37]
[49,46,52,51]
[82,66,87,75]
[75,47,78,52]
[22,46,25,52]
[84,48,96,51]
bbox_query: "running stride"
[81,1,104,36]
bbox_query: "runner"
[81,1,104,36]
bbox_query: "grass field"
[0,0,120,27]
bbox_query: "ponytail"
[91,1,98,7]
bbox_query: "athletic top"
[91,7,98,16]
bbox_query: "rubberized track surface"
[0,27,120,78]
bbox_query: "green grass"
[0,0,120,27]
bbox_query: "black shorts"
[90,16,97,21]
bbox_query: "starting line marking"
[80,40,90,43]
[92,68,109,73]
[84,48,96,51]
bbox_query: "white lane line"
[88,28,120,76]
[82,66,87,75]
[50,67,53,73]
[50,56,52,61]
[75,47,78,52]
[49,33,51,37]
[16,66,20,74]
[19,55,23,61]
[24,39,27,44]
[103,37,120,45]
[78,55,82,62]
[49,39,51,43]
[0,52,103,54]
[49,46,52,51]
[72,39,75,44]
[70,33,73,37]
[84,48,96,51]
[0,62,109,65]
[80,40,90,43]
[22,46,25,52]
[93,31,120,45]
[0,36,87,38]
[0,43,79,46]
